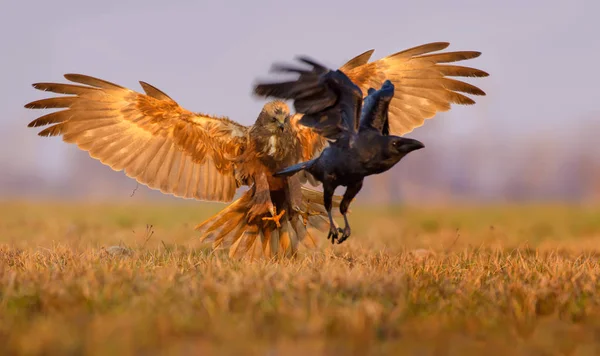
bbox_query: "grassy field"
[1,201,600,355]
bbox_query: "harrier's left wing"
[342,42,489,135]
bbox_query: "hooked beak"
[278,122,285,131]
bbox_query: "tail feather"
[196,186,340,259]
[208,214,246,249]
[278,221,298,258]
[214,219,247,250]
[290,217,312,249]
[262,228,279,258]
[229,227,260,258]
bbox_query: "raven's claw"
[337,226,351,244]
[327,225,339,244]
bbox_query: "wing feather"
[138,81,176,102]
[338,49,375,72]
[25,74,250,202]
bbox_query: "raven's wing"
[342,42,488,135]
[358,80,395,135]
[25,74,250,202]
[254,58,363,141]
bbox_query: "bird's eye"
[272,117,278,122]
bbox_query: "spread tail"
[195,186,340,259]
[273,159,315,178]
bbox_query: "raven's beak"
[400,137,425,152]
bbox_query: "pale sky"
[1,0,599,180]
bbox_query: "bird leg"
[323,184,339,243]
[336,180,363,244]
[248,172,281,225]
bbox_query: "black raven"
[254,58,425,244]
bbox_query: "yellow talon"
[262,209,286,228]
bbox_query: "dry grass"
[1,201,600,355]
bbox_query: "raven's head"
[388,136,425,159]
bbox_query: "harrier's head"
[256,101,290,133]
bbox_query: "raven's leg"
[323,183,339,244]
[337,179,363,244]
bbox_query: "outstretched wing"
[254,57,363,141]
[25,74,249,202]
[342,42,489,136]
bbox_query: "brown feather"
[416,51,482,63]
[436,65,489,78]
[28,111,71,127]
[63,73,126,89]
[339,49,375,72]
[38,123,66,137]
[388,42,450,58]
[32,82,99,95]
[139,81,177,102]
[25,97,77,109]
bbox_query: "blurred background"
[1,0,599,205]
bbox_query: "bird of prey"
[24,41,487,258]
[254,43,489,243]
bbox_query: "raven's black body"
[255,58,424,243]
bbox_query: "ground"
[1,201,600,355]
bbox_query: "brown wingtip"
[63,73,125,90]
[339,49,376,72]
[350,48,375,61]
[37,124,64,137]
[138,81,176,102]
[63,73,82,80]
[430,41,451,48]
[475,69,490,78]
